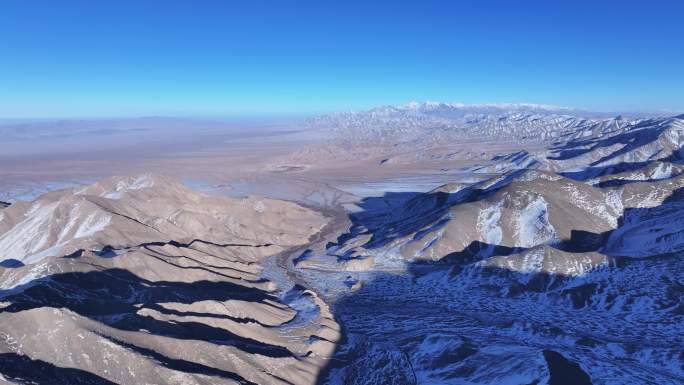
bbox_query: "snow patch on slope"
[477,202,503,257]
[102,174,155,199]
[0,199,112,265]
[74,212,111,239]
[0,202,58,263]
[514,196,557,248]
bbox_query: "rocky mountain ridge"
[0,174,338,385]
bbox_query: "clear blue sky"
[1,0,683,118]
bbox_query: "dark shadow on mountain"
[560,160,654,181]
[458,227,615,259]
[0,268,295,359]
[543,350,592,385]
[63,249,84,258]
[95,245,118,258]
[97,334,258,385]
[0,258,24,268]
[328,191,424,248]
[492,150,529,162]
[560,159,684,184]
[596,177,651,188]
[293,249,314,266]
[612,183,684,233]
[0,353,117,385]
[557,229,612,252]
[414,241,523,277]
[434,229,611,278]
[138,238,274,249]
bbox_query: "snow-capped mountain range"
[307,101,645,141]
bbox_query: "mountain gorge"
[1,104,683,384]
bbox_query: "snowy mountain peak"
[399,101,574,113]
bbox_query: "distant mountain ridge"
[306,102,668,143]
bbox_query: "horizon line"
[1,101,682,121]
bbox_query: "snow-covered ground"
[312,250,683,385]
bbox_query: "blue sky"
[1,0,683,118]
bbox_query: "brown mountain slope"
[0,174,338,385]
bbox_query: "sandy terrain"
[0,117,521,205]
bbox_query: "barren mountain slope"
[0,175,338,385]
